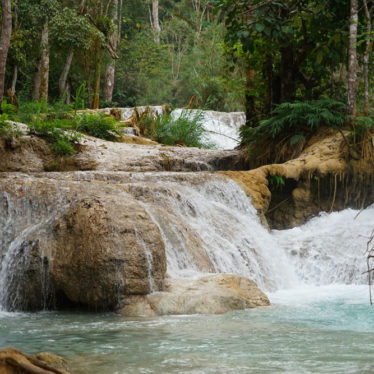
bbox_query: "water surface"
[1,285,373,374]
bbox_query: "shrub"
[28,119,80,156]
[241,99,346,147]
[1,99,17,117]
[241,99,346,166]
[140,110,211,148]
[0,114,12,135]
[76,113,121,140]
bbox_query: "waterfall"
[127,176,297,291]
[273,206,374,285]
[1,172,373,312]
[126,174,373,291]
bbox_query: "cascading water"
[1,172,374,373]
[125,174,373,291]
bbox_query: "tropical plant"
[139,109,211,148]
[76,113,120,140]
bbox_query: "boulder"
[0,348,69,374]
[0,175,166,311]
[120,274,270,316]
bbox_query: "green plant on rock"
[241,99,346,165]
[0,114,13,135]
[268,175,285,188]
[76,113,121,140]
[241,99,346,146]
[147,110,211,148]
[28,119,81,156]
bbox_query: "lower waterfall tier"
[0,171,372,313]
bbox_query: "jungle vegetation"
[0,0,373,152]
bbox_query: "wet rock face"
[120,274,270,316]
[0,175,166,311]
[51,195,166,309]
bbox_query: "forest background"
[0,0,372,138]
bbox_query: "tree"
[103,0,120,102]
[347,0,358,118]
[362,0,373,116]
[217,0,348,126]
[0,0,12,104]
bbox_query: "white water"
[126,176,373,292]
[1,175,372,308]
[1,174,374,373]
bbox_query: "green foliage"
[17,101,50,123]
[241,99,346,147]
[76,113,120,140]
[352,116,374,137]
[50,8,99,50]
[28,119,81,156]
[73,83,87,113]
[140,110,211,148]
[0,114,13,135]
[268,175,285,188]
[1,99,17,117]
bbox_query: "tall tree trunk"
[152,0,161,44]
[39,20,49,102]
[0,0,12,104]
[103,0,119,102]
[10,65,17,93]
[93,38,102,109]
[245,67,256,127]
[59,49,74,97]
[347,0,358,119]
[363,0,372,116]
[32,60,42,101]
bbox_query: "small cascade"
[273,206,374,285]
[127,176,297,291]
[134,228,156,293]
[125,173,374,291]
[0,182,69,311]
[1,171,373,312]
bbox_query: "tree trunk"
[10,65,18,94]
[363,0,372,116]
[103,0,119,102]
[244,67,256,127]
[59,49,74,97]
[0,0,12,104]
[280,46,295,103]
[93,38,102,109]
[32,60,42,101]
[347,0,358,118]
[39,20,50,102]
[264,54,273,114]
[152,0,161,44]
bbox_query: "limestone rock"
[0,175,166,311]
[120,274,270,316]
[222,130,374,228]
[0,348,69,374]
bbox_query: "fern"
[241,99,346,147]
